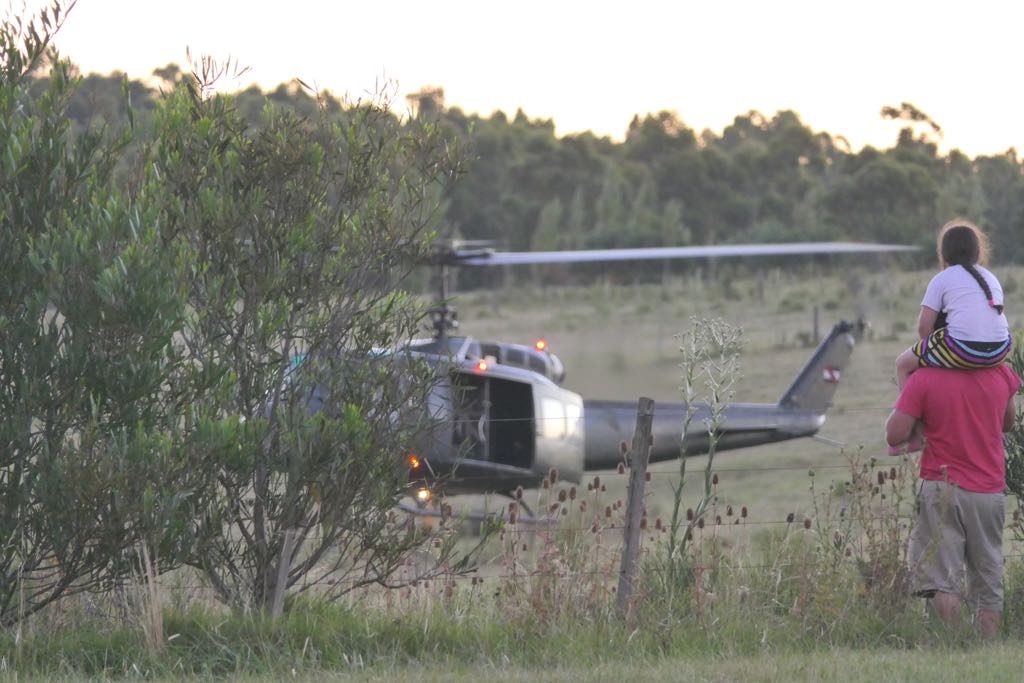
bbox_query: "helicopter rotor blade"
[452,242,918,267]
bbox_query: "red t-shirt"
[895,365,1020,493]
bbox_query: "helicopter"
[396,240,915,505]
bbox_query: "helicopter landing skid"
[396,499,555,526]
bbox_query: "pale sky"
[25,0,1024,157]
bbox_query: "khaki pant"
[908,479,1004,611]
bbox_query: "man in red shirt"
[886,364,1019,638]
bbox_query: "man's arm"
[885,409,917,447]
[917,306,939,339]
[1004,395,1017,433]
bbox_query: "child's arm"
[917,306,939,339]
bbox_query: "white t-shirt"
[920,265,1009,342]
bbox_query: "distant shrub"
[777,292,807,313]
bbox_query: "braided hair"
[939,221,1003,315]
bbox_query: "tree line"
[44,67,1024,272]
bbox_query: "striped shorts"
[914,327,1012,369]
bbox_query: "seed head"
[726,505,733,516]
[786,512,795,524]
[549,468,559,485]
[617,462,626,474]
[569,486,577,500]
[697,517,705,529]
[715,515,722,526]
[877,471,885,486]
[686,508,694,521]
[605,505,612,519]
[741,506,748,518]
[515,486,524,500]
[890,467,897,480]
[645,471,651,482]
[594,476,601,489]
[640,516,648,530]
[579,500,588,513]
[803,517,811,530]
[558,489,567,503]
[712,473,719,486]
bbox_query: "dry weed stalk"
[135,543,165,655]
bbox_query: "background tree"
[0,1,205,625]
[145,62,468,612]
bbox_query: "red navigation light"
[476,359,488,372]
[535,339,548,352]
[407,454,422,470]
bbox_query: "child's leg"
[895,347,920,389]
[891,346,925,455]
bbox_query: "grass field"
[300,645,1024,683]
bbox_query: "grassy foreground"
[2,599,1022,681]
[334,646,1024,683]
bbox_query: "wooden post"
[616,397,654,618]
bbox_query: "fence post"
[616,396,654,618]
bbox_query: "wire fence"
[128,439,1024,596]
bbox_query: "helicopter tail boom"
[581,320,864,470]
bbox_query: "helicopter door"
[451,372,535,469]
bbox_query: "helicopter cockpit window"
[528,354,547,375]
[480,343,500,360]
[504,348,525,366]
[540,397,566,439]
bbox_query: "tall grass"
[3,441,1014,679]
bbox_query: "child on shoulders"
[892,220,1011,453]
